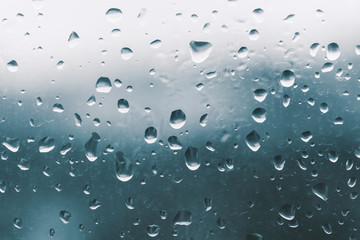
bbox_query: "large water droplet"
[144,127,157,144]
[173,210,192,226]
[327,42,340,60]
[312,183,328,201]
[251,108,266,123]
[245,130,261,152]
[106,8,122,23]
[146,224,160,237]
[95,77,112,93]
[170,109,186,129]
[117,99,129,113]
[120,47,133,60]
[280,70,295,87]
[252,8,264,23]
[278,204,295,220]
[253,89,267,102]
[85,132,100,161]
[168,136,182,150]
[59,210,71,224]
[237,47,248,58]
[300,131,313,142]
[39,137,55,153]
[310,43,320,57]
[68,31,79,48]
[52,103,64,113]
[272,155,285,171]
[2,137,20,152]
[7,60,18,72]
[184,147,200,171]
[115,151,133,182]
[249,29,259,41]
[189,41,213,63]
[322,223,332,234]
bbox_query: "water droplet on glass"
[322,223,332,234]
[7,60,18,72]
[89,199,101,210]
[147,224,160,237]
[245,130,261,152]
[144,127,157,144]
[204,198,212,211]
[251,108,266,123]
[39,137,55,153]
[2,137,20,152]
[237,47,248,58]
[280,70,295,87]
[272,155,285,171]
[49,228,55,238]
[246,233,263,240]
[115,151,133,182]
[85,132,100,161]
[170,109,186,129]
[150,39,162,49]
[74,113,82,127]
[282,94,291,107]
[14,218,22,229]
[312,183,328,201]
[300,131,313,142]
[355,45,360,55]
[321,62,334,72]
[252,8,264,23]
[168,136,182,150]
[278,204,295,220]
[253,89,267,102]
[328,150,338,163]
[59,210,71,224]
[310,43,320,57]
[120,47,133,60]
[327,42,340,60]
[173,210,192,226]
[189,41,213,63]
[184,147,200,171]
[52,103,64,113]
[117,99,129,113]
[249,29,259,41]
[95,77,112,93]
[68,31,79,48]
[199,113,208,127]
[18,158,30,170]
[106,8,122,23]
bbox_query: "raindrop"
[168,136,182,150]
[173,210,192,226]
[237,47,248,58]
[49,228,55,238]
[85,132,101,161]
[320,102,329,113]
[120,47,133,60]
[144,127,157,144]
[14,218,22,229]
[2,137,20,152]
[328,151,338,163]
[7,60,18,72]
[147,224,160,237]
[246,233,263,240]
[272,155,285,171]
[117,99,129,113]
[355,45,360,55]
[252,8,264,23]
[170,109,186,129]
[189,41,213,63]
[18,158,30,170]
[253,89,267,102]
[322,223,332,234]
[106,8,122,23]
[52,103,64,113]
[280,70,295,87]
[74,113,82,127]
[327,42,340,60]
[245,130,261,152]
[204,198,212,211]
[150,39,162,49]
[115,151,133,182]
[249,29,259,41]
[278,204,295,220]
[68,31,79,48]
[312,183,328,201]
[59,210,72,224]
[184,147,200,171]
[321,62,334,72]
[39,137,55,153]
[310,43,320,57]
[95,77,112,93]
[251,108,266,123]
[89,199,101,210]
[300,131,313,142]
[283,94,291,107]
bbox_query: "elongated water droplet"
[74,113,82,127]
[85,132,100,161]
[150,39,162,49]
[246,233,263,240]
[328,150,338,163]
[327,42,340,60]
[184,147,200,170]
[251,108,266,123]
[280,70,295,87]
[199,114,208,127]
[168,136,182,150]
[18,158,30,170]
[204,198,212,211]
[7,60,18,72]
[2,137,20,152]
[189,41,213,63]
[245,130,261,152]
[312,183,328,201]
[278,204,295,220]
[89,199,101,210]
[14,218,22,229]
[282,94,291,107]
[68,31,79,48]
[117,99,129,113]
[49,228,55,238]
[310,43,320,57]
[60,143,71,155]
[321,62,334,72]
[115,151,133,182]
[322,223,332,234]
[106,8,122,23]
[173,210,192,226]
[170,109,186,129]
[95,77,112,93]
[144,127,157,144]
[39,137,55,153]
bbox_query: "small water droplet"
[168,136,182,150]
[68,31,79,48]
[252,8,264,23]
[237,47,248,58]
[150,39,162,49]
[278,203,295,220]
[310,43,320,57]
[249,29,259,41]
[280,70,295,87]
[2,137,20,152]
[59,210,71,224]
[300,131,313,142]
[85,132,100,161]
[147,224,160,237]
[251,108,266,123]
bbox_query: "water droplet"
[95,77,112,93]
[327,42,340,60]
[282,94,291,107]
[89,199,101,210]
[355,45,360,55]
[68,31,79,48]
[283,14,295,22]
[150,39,162,49]
[184,147,200,171]
[74,113,82,127]
[49,228,55,238]
[245,130,261,152]
[321,62,334,72]
[147,224,160,237]
[246,233,263,240]
[253,89,267,102]
[272,155,285,171]
[173,210,192,226]
[189,41,213,63]
[252,8,264,23]
[7,60,18,72]
[310,43,320,57]
[320,102,329,113]
[85,132,100,161]
[348,177,357,188]
[59,210,71,224]
[2,137,20,152]
[237,47,248,58]
[251,108,266,123]
[328,150,338,163]
[312,183,328,201]
[14,218,22,229]
[18,158,30,170]
[204,198,212,211]
[249,29,259,41]
[322,223,332,234]
[278,204,295,220]
[217,217,226,229]
[52,103,64,113]
[117,99,129,113]
[280,70,295,87]
[120,47,133,60]
[106,8,122,23]
[170,109,186,129]
[300,131,313,142]
[115,151,133,182]
[39,137,55,153]
[168,136,182,150]
[144,127,157,144]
